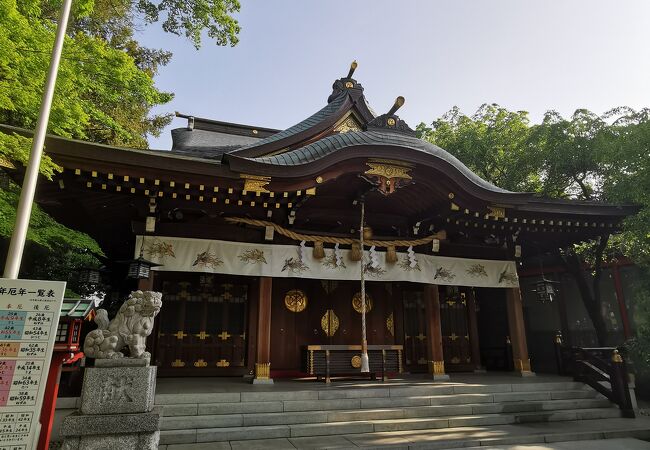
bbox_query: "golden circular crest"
[284,289,307,313]
[387,118,396,126]
[345,81,354,88]
[352,292,373,313]
[351,355,362,368]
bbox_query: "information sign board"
[0,279,65,450]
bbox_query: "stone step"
[154,381,588,406]
[159,407,623,445]
[159,388,598,416]
[160,398,613,430]
[159,424,650,450]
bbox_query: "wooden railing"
[554,335,635,418]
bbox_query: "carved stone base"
[62,362,160,450]
[61,409,161,450]
[61,430,159,450]
[80,364,156,415]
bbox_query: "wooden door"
[476,287,510,370]
[154,273,250,376]
[440,286,474,371]
[402,288,428,372]
[270,279,398,372]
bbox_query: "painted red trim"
[612,266,633,339]
[37,352,69,450]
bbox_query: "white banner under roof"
[135,236,519,288]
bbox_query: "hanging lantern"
[78,266,102,285]
[121,256,161,279]
[534,278,560,303]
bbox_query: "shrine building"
[0,64,637,383]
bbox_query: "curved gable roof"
[224,129,516,202]
[241,130,511,195]
[228,76,376,158]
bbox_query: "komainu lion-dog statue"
[84,290,162,361]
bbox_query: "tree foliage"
[1,0,175,156]
[418,105,541,193]
[417,105,650,258]
[418,104,650,346]
[0,0,240,289]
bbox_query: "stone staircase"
[154,380,646,448]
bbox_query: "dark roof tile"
[233,93,348,152]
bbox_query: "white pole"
[3,0,73,279]
[360,202,369,373]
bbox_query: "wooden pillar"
[505,287,535,376]
[253,276,273,384]
[467,289,485,372]
[424,284,449,380]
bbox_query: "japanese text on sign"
[0,279,65,450]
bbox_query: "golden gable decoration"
[364,159,413,195]
[334,115,362,133]
[241,174,271,194]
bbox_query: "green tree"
[418,104,542,193]
[0,0,241,291]
[418,105,650,346]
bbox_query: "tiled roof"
[170,128,262,161]
[61,298,95,318]
[249,130,512,194]
[233,92,349,152]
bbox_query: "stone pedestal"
[61,360,161,450]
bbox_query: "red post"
[612,265,632,340]
[37,352,69,450]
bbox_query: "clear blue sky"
[138,0,650,150]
